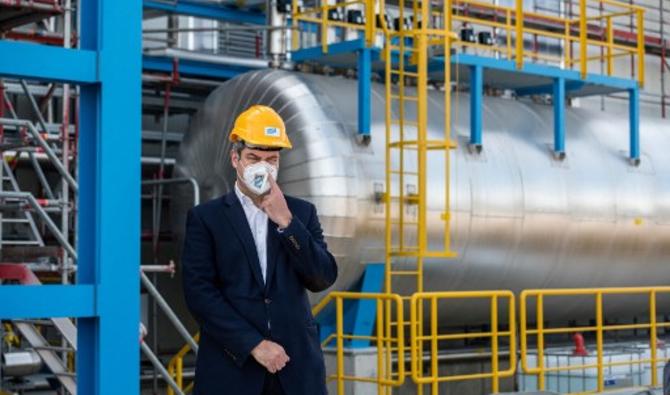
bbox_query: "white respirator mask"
[241,161,278,196]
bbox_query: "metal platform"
[0,1,63,32]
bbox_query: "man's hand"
[260,176,293,229]
[251,340,290,373]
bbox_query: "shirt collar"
[234,181,258,210]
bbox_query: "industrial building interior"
[0,0,669,394]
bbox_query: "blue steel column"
[629,87,640,164]
[470,64,483,148]
[357,47,371,141]
[78,0,142,393]
[553,77,566,157]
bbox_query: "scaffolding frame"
[0,1,142,394]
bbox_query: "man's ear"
[231,149,239,169]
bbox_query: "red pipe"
[572,333,588,356]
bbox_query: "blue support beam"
[0,285,96,318]
[629,87,640,164]
[0,41,97,84]
[515,80,585,97]
[347,263,384,348]
[144,0,265,25]
[291,38,379,62]
[357,47,372,141]
[470,64,483,148]
[0,2,141,395]
[553,77,566,157]
[77,0,142,393]
[316,263,385,347]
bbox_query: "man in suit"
[181,105,338,395]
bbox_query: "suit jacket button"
[264,298,272,304]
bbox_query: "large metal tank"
[172,69,670,323]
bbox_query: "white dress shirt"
[234,182,268,283]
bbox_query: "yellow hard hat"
[229,105,292,150]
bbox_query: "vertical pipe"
[596,293,604,392]
[469,64,483,148]
[553,77,566,157]
[358,48,371,140]
[629,87,640,164]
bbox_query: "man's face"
[232,147,280,179]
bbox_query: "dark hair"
[231,141,246,157]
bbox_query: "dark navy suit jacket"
[181,191,338,395]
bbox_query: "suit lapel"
[265,218,280,292]
[220,192,265,289]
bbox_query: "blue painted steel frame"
[316,263,384,348]
[0,1,142,393]
[470,65,483,147]
[629,87,640,162]
[292,39,377,139]
[357,47,372,138]
[144,0,265,24]
[143,55,258,80]
[553,77,566,156]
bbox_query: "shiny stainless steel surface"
[172,69,670,323]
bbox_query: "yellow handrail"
[167,332,200,395]
[410,291,516,394]
[313,291,406,395]
[520,287,670,393]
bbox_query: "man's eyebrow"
[246,153,262,160]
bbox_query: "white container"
[519,346,646,393]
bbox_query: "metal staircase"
[0,159,44,250]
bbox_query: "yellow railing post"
[595,292,604,392]
[167,362,175,395]
[430,296,438,395]
[291,0,299,50]
[564,19,571,69]
[606,16,613,76]
[375,299,384,395]
[176,357,184,391]
[537,294,545,391]
[491,295,499,393]
[515,0,524,69]
[321,1,328,54]
[637,9,646,86]
[579,0,587,78]
[335,296,344,395]
[365,0,374,47]
[650,290,658,386]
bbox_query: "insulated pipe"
[144,48,268,69]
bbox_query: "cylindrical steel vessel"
[172,69,670,323]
